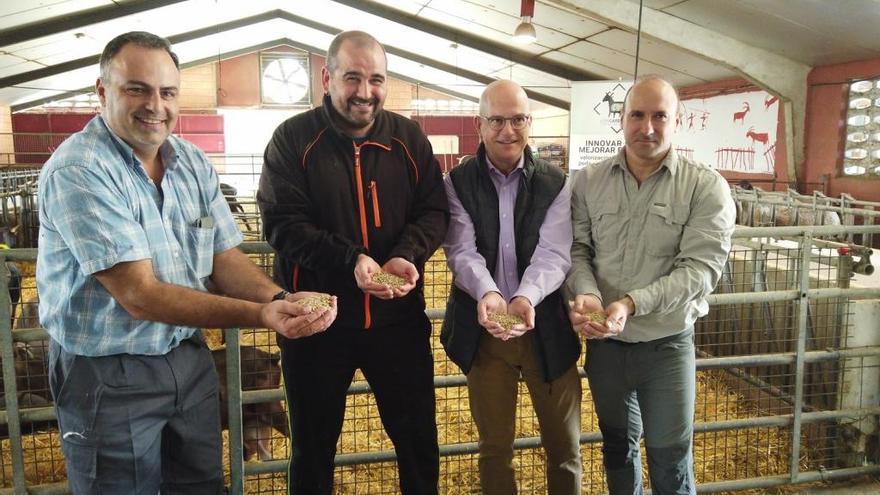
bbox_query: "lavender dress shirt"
[443,155,572,306]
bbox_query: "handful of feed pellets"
[293,293,333,311]
[583,311,607,325]
[488,313,525,331]
[567,300,608,325]
[373,271,407,289]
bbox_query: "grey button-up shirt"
[566,148,736,342]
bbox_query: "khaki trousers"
[467,331,582,495]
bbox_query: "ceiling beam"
[0,0,189,47]
[10,38,480,112]
[0,11,281,88]
[331,0,601,82]
[275,10,567,108]
[382,46,568,110]
[4,9,568,110]
[550,0,811,184]
[11,37,302,112]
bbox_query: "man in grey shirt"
[566,75,736,494]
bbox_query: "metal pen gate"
[1,224,879,494]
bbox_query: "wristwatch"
[271,289,290,302]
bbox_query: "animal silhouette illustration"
[746,126,769,146]
[602,92,624,118]
[764,95,778,110]
[733,102,750,124]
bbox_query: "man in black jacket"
[441,80,582,494]
[257,31,448,494]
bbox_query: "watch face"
[261,57,309,106]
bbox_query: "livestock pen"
[1,223,879,494]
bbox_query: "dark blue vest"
[440,145,580,381]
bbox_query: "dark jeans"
[586,330,697,495]
[279,313,439,495]
[49,335,224,495]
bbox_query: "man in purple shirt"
[441,80,582,494]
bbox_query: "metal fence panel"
[1,225,878,494]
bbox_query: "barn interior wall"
[217,52,261,107]
[805,57,880,202]
[678,57,880,202]
[13,44,880,205]
[677,78,790,190]
[0,106,13,165]
[180,64,217,110]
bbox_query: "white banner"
[568,81,632,172]
[569,83,780,174]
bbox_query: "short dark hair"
[100,31,179,81]
[326,31,385,72]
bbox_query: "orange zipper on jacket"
[353,143,372,329]
[352,140,392,330]
[369,181,382,228]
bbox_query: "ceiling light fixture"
[513,0,537,44]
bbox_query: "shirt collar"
[484,153,525,179]
[611,146,678,177]
[97,115,180,171]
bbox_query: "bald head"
[621,75,680,169]
[479,79,529,116]
[623,75,680,116]
[326,30,386,73]
[477,79,531,174]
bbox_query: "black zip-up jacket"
[258,96,449,330]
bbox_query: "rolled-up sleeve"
[41,163,151,275]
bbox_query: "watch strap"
[271,289,290,302]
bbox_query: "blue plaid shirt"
[37,116,243,356]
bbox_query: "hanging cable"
[634,0,644,79]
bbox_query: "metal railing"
[1,225,879,494]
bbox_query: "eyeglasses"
[479,114,531,130]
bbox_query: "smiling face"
[621,78,679,170]
[96,43,179,163]
[477,80,531,174]
[322,39,387,137]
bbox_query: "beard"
[333,96,382,133]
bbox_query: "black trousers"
[279,313,439,495]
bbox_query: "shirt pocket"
[185,224,215,279]
[645,202,688,256]
[590,201,622,248]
